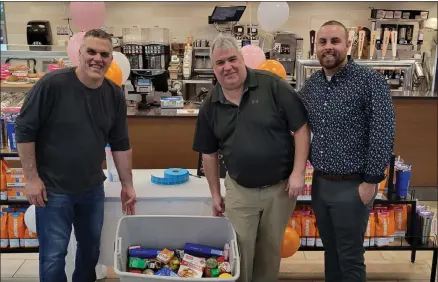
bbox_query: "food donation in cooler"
[127,243,232,278]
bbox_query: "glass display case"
[295,59,420,92]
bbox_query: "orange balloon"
[105,61,123,86]
[280,226,301,258]
[258,59,287,79]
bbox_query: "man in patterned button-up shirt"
[299,20,395,282]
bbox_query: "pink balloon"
[70,2,106,32]
[67,32,85,67]
[241,45,266,69]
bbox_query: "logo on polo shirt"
[252,100,259,104]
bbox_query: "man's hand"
[285,171,305,198]
[212,195,225,217]
[121,187,136,215]
[358,182,376,205]
[25,177,47,207]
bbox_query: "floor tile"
[13,259,39,278]
[0,279,40,282]
[0,253,38,260]
[381,250,433,261]
[0,259,25,278]
[282,251,307,262]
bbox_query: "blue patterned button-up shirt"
[298,58,395,184]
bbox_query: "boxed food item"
[0,211,9,248]
[8,212,25,248]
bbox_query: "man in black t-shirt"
[193,34,310,282]
[15,29,136,282]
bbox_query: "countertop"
[391,90,437,99]
[126,103,200,117]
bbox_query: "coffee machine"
[129,69,169,109]
[26,21,53,51]
[271,32,303,79]
[121,44,144,70]
[233,24,245,48]
[144,44,170,70]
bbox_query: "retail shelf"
[0,247,39,253]
[0,148,19,159]
[0,199,29,205]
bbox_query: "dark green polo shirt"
[192,68,307,188]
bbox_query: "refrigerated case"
[295,59,420,92]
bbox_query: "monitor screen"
[210,6,246,22]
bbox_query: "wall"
[4,1,438,56]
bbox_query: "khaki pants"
[224,174,297,282]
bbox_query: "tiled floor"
[1,201,436,282]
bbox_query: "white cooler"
[114,215,240,282]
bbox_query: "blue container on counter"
[395,170,411,198]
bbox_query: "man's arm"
[276,79,310,176]
[17,143,38,181]
[192,102,220,197]
[202,152,221,198]
[109,90,133,189]
[364,72,396,184]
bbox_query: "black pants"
[311,175,376,282]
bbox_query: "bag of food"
[301,213,316,246]
[0,211,9,248]
[364,211,376,247]
[315,225,323,247]
[394,205,408,237]
[288,211,302,237]
[388,208,395,243]
[0,160,8,200]
[24,227,39,248]
[375,211,390,247]
[8,212,25,248]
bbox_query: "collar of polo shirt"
[319,56,355,81]
[211,66,258,103]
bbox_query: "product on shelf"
[364,212,376,247]
[0,160,7,200]
[0,206,39,249]
[7,211,25,248]
[0,211,8,248]
[6,168,27,201]
[126,243,232,278]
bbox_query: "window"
[0,2,6,44]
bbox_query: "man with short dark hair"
[298,21,395,282]
[15,29,136,282]
[193,34,310,282]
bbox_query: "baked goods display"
[7,65,29,72]
[0,92,26,112]
[5,75,28,83]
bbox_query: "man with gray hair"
[193,33,310,282]
[15,29,136,282]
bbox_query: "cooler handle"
[116,236,122,256]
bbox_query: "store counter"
[65,169,219,280]
[125,93,437,187]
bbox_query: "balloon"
[112,51,131,84]
[70,2,106,32]
[281,226,300,258]
[105,61,123,86]
[258,60,287,79]
[241,45,266,69]
[257,2,290,33]
[67,32,85,67]
[24,205,37,233]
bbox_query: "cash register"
[129,69,169,109]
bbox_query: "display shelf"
[0,247,39,253]
[0,147,19,158]
[0,199,29,205]
[0,81,34,91]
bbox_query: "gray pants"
[311,174,377,282]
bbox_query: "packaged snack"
[375,211,390,247]
[129,257,147,269]
[129,248,161,259]
[157,248,174,264]
[219,273,233,278]
[129,269,142,274]
[0,211,8,248]
[24,227,39,248]
[394,205,408,237]
[142,269,154,275]
[289,211,302,236]
[223,243,230,261]
[388,208,395,243]
[8,212,25,248]
[364,211,376,247]
[315,226,323,247]
[155,267,178,277]
[165,257,180,272]
[0,160,8,200]
[177,254,205,278]
[184,243,223,258]
[301,213,316,246]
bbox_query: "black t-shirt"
[192,68,308,188]
[15,68,130,195]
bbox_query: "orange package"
[0,160,8,200]
[24,227,39,248]
[301,213,316,246]
[388,208,395,243]
[377,167,389,196]
[8,212,25,248]
[394,205,408,237]
[375,211,390,247]
[364,211,376,247]
[315,225,323,247]
[1,211,8,248]
[288,211,302,237]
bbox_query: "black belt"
[313,170,362,181]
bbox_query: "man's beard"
[318,52,346,70]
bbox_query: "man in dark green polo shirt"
[193,34,310,282]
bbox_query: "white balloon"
[257,2,290,33]
[112,51,131,84]
[24,205,37,233]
